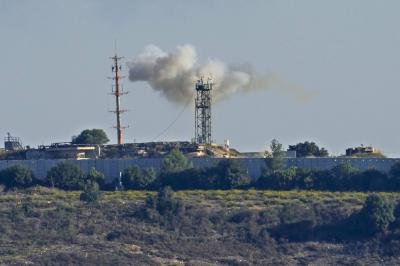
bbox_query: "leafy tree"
[331,162,358,177]
[72,129,109,145]
[328,163,358,190]
[47,162,85,190]
[389,162,400,190]
[142,168,157,184]
[288,141,329,157]
[356,194,395,235]
[86,167,105,188]
[392,202,400,228]
[80,180,101,203]
[390,162,400,177]
[256,167,298,190]
[158,168,208,190]
[161,148,192,173]
[121,166,156,190]
[153,186,183,215]
[265,139,285,172]
[0,165,37,189]
[357,169,389,191]
[215,160,250,189]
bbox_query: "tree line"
[2,147,400,194]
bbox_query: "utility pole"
[109,53,128,145]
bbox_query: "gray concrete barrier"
[0,157,399,182]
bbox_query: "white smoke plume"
[128,44,314,104]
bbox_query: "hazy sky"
[1,0,400,156]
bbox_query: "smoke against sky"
[127,44,314,105]
[2,1,400,155]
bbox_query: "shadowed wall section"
[0,157,398,182]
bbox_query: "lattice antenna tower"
[109,53,128,145]
[195,77,213,145]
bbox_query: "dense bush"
[0,165,37,189]
[159,159,249,190]
[213,160,250,189]
[80,180,101,203]
[153,186,183,215]
[354,194,395,235]
[140,186,186,226]
[390,162,400,189]
[85,167,105,188]
[121,166,156,190]
[254,162,400,192]
[288,141,329,157]
[46,161,85,190]
[158,168,206,190]
[72,128,109,145]
[161,148,192,173]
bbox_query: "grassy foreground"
[1,188,400,265]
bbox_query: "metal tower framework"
[110,54,128,145]
[195,77,213,144]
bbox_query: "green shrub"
[390,162,400,190]
[72,128,109,145]
[121,166,156,190]
[47,162,85,190]
[86,167,105,188]
[356,194,395,235]
[214,160,250,189]
[80,181,101,203]
[0,165,37,189]
[161,148,192,173]
[147,186,184,216]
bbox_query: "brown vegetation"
[0,188,400,265]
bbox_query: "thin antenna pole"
[109,52,127,145]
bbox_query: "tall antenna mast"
[195,77,213,144]
[109,52,128,145]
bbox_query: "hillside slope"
[1,188,400,265]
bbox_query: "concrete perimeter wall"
[0,157,399,182]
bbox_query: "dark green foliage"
[272,202,317,241]
[391,202,400,229]
[144,186,185,220]
[80,181,101,203]
[72,128,109,145]
[288,141,329,157]
[85,167,105,188]
[158,160,249,190]
[161,148,192,173]
[390,162,400,177]
[0,165,37,189]
[265,139,285,172]
[255,163,400,192]
[154,186,182,215]
[355,194,395,235]
[121,166,156,190]
[331,162,358,177]
[213,160,250,189]
[256,167,298,190]
[325,163,359,191]
[158,167,207,190]
[390,162,400,189]
[21,197,39,217]
[106,230,121,241]
[47,162,85,190]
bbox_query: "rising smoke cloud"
[127,44,314,104]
